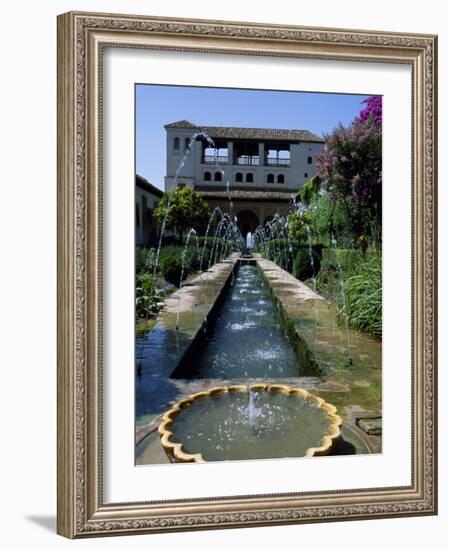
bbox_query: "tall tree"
[315,96,382,247]
[154,186,211,240]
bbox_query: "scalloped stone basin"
[158,385,342,463]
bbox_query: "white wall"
[0,1,446,549]
[166,127,197,190]
[165,128,323,191]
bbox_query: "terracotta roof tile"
[164,120,324,143]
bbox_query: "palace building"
[136,174,163,246]
[164,120,324,237]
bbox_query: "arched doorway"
[237,210,259,238]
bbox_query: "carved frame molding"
[57,11,437,538]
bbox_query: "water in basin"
[169,389,333,461]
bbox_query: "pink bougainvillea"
[358,95,382,126]
[315,96,382,244]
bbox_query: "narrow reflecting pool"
[174,264,301,379]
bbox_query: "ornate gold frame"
[57,11,438,538]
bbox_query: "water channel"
[173,263,301,379]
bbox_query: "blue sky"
[136,85,369,190]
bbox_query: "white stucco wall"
[165,126,324,192]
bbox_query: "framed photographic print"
[57,11,438,538]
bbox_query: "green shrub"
[146,239,233,286]
[314,262,341,302]
[157,244,183,262]
[198,236,219,249]
[275,250,294,273]
[311,243,325,259]
[135,272,164,319]
[340,254,382,337]
[199,247,211,268]
[135,246,156,274]
[293,248,321,281]
[207,238,234,264]
[260,238,299,263]
[321,248,365,271]
[158,245,197,275]
[288,210,313,244]
[298,176,321,205]
[160,255,183,287]
[183,246,200,272]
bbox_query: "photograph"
[134,85,383,465]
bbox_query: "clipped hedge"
[293,248,321,281]
[155,238,234,286]
[260,239,324,264]
[160,255,184,287]
[135,238,235,320]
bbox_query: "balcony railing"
[236,157,260,166]
[203,155,229,164]
[266,158,290,166]
[202,155,291,167]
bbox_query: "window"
[136,204,140,228]
[203,145,228,164]
[304,173,308,178]
[184,137,191,150]
[236,172,243,182]
[214,171,222,182]
[246,173,254,183]
[277,174,285,184]
[204,171,211,181]
[307,156,313,164]
[266,146,290,166]
[235,142,259,165]
[173,137,180,150]
[267,173,274,183]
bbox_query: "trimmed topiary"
[293,248,321,281]
[160,255,183,287]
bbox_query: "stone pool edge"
[254,257,326,377]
